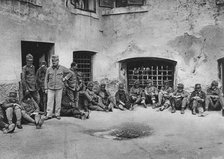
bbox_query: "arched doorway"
[120,57,177,90]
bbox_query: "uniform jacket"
[115,90,129,104]
[36,65,47,91]
[2,97,20,109]
[173,90,189,98]
[21,97,39,115]
[129,87,143,97]
[189,90,206,102]
[207,87,222,96]
[65,68,78,91]
[144,86,158,95]
[44,65,71,90]
[22,65,36,91]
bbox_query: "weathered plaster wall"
[0,0,102,84]
[99,0,224,91]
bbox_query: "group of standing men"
[0,53,224,134]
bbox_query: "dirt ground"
[0,107,224,159]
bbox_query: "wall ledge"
[102,6,148,16]
[69,8,99,19]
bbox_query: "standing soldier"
[44,55,72,120]
[205,80,224,116]
[170,83,189,114]
[22,54,40,105]
[189,84,206,116]
[36,61,47,114]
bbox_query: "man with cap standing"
[22,54,40,105]
[170,83,189,114]
[2,91,23,129]
[205,80,224,115]
[36,61,47,114]
[44,55,72,120]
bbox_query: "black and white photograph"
[0,0,224,159]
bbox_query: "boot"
[171,107,176,113]
[192,108,196,115]
[8,123,16,133]
[141,100,147,108]
[181,108,185,114]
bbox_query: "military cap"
[8,91,17,98]
[40,60,46,65]
[26,54,33,61]
[87,81,94,88]
[118,83,125,89]
[52,55,59,60]
[134,80,140,85]
[177,83,184,88]
[146,79,153,84]
[211,80,218,86]
[100,83,106,87]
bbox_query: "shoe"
[143,103,147,108]
[160,106,165,111]
[8,123,15,133]
[181,109,185,114]
[81,114,87,120]
[222,109,224,117]
[36,125,41,129]
[44,116,52,120]
[56,116,61,120]
[192,109,196,115]
[36,116,45,129]
[17,124,23,129]
[171,108,176,113]
[2,128,8,134]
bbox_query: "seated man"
[0,105,15,134]
[20,94,45,129]
[2,91,23,129]
[158,80,173,111]
[205,80,224,115]
[170,83,189,114]
[189,84,206,116]
[61,88,89,120]
[83,82,109,112]
[95,83,114,112]
[129,80,146,108]
[144,79,159,108]
[115,83,131,110]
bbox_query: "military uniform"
[205,81,224,111]
[129,80,145,108]
[36,61,47,113]
[144,84,159,105]
[170,83,189,114]
[158,85,173,111]
[189,85,206,115]
[22,54,40,105]
[83,82,107,111]
[115,87,131,110]
[2,91,22,129]
[61,88,88,119]
[21,95,44,129]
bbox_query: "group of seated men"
[127,79,224,116]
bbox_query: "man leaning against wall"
[44,55,72,120]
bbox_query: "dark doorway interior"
[21,41,54,71]
[125,58,176,90]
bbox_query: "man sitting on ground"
[158,80,173,111]
[129,80,146,109]
[21,94,45,129]
[2,91,23,129]
[95,83,114,112]
[61,88,89,120]
[83,82,109,112]
[205,80,224,116]
[170,83,189,114]
[115,83,131,110]
[144,79,159,108]
[189,84,206,116]
[0,105,15,134]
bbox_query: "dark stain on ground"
[84,122,153,140]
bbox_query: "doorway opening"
[21,41,54,71]
[121,57,176,90]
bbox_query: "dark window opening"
[70,0,96,12]
[73,51,95,85]
[21,41,54,72]
[116,0,145,8]
[126,58,176,90]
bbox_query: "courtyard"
[0,107,224,159]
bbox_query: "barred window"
[116,0,145,7]
[73,51,95,85]
[70,0,96,12]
